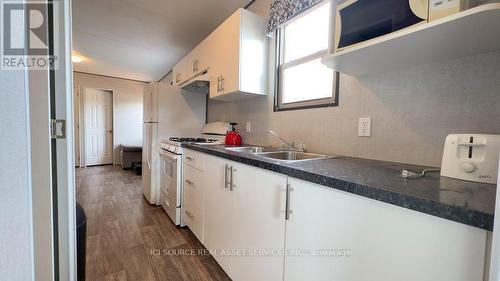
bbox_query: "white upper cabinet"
[173,28,215,87]
[172,56,189,86]
[208,8,268,100]
[188,40,211,77]
[323,3,500,76]
[172,8,268,100]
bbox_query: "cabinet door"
[187,44,208,76]
[195,37,212,73]
[184,51,195,78]
[230,163,287,281]
[173,57,189,86]
[209,10,240,98]
[172,64,182,86]
[183,164,204,242]
[203,155,234,275]
[284,177,486,281]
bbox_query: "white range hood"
[179,70,210,94]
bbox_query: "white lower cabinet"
[230,162,286,281]
[185,149,488,281]
[202,154,287,281]
[182,163,204,242]
[284,177,487,281]
[203,155,234,274]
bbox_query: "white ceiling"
[72,0,254,81]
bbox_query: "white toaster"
[441,134,500,184]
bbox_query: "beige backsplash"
[207,0,500,167]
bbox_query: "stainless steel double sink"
[224,146,334,163]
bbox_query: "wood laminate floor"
[76,165,231,281]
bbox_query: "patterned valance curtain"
[267,0,325,33]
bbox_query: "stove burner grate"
[169,137,218,143]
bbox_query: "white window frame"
[274,1,340,112]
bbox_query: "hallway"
[76,166,230,281]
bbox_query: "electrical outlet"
[245,121,251,133]
[358,117,371,137]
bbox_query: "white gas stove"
[157,122,229,226]
[161,136,223,154]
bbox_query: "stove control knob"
[460,162,477,173]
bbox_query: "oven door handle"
[159,150,181,160]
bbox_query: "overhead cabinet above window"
[322,1,500,76]
[173,9,268,101]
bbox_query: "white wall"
[157,73,207,141]
[73,72,145,165]
[207,0,500,167]
[0,63,33,280]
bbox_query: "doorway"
[83,88,114,166]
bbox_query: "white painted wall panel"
[207,0,500,167]
[0,65,33,280]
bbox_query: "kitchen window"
[274,0,339,111]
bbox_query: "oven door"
[159,149,182,207]
[335,0,428,51]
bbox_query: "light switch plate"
[358,117,371,137]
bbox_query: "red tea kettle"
[225,122,242,146]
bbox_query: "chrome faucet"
[267,130,303,152]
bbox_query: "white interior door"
[85,88,113,166]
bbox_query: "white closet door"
[85,88,113,166]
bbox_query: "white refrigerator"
[142,82,159,204]
[142,79,206,205]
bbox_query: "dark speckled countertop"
[184,144,496,231]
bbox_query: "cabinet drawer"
[183,164,204,242]
[184,164,204,206]
[184,149,205,171]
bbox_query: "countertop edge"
[184,144,494,231]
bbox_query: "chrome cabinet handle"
[224,164,229,189]
[184,210,194,219]
[229,166,236,191]
[217,76,221,93]
[185,156,194,161]
[220,76,225,92]
[285,183,294,220]
[193,59,199,72]
[185,179,194,185]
